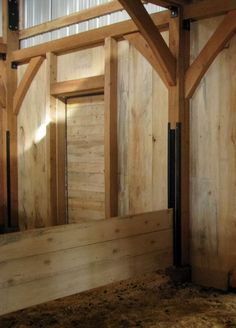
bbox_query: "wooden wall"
[17,37,168,229]
[118,38,168,216]
[67,96,105,223]
[0,209,173,316]
[18,61,51,230]
[190,16,236,289]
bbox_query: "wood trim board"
[51,75,104,99]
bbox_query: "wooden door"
[66,95,105,223]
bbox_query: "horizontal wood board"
[0,210,173,315]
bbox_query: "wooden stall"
[1,0,236,317]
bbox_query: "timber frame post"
[2,0,19,230]
[168,9,190,266]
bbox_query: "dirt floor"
[1,271,236,328]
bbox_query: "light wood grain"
[0,210,173,315]
[190,17,236,288]
[51,75,104,99]
[118,0,176,86]
[117,38,168,216]
[13,56,45,115]
[17,62,50,230]
[185,10,236,99]
[67,99,105,223]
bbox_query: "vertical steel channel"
[6,130,11,228]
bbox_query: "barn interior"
[0,0,236,326]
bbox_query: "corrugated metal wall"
[21,0,164,48]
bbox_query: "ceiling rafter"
[118,0,176,86]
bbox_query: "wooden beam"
[124,32,169,88]
[0,42,7,54]
[146,0,188,8]
[10,11,170,65]
[104,37,118,218]
[51,75,104,99]
[13,56,45,115]
[46,53,58,227]
[183,0,236,21]
[0,209,173,316]
[185,10,236,99]
[19,1,123,40]
[0,77,6,108]
[118,0,176,86]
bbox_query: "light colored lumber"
[46,53,58,226]
[17,61,51,230]
[185,10,236,99]
[0,209,172,261]
[124,32,169,88]
[56,99,67,224]
[118,0,176,86]
[51,75,104,98]
[19,1,123,40]
[104,37,118,218]
[190,16,236,289]
[10,11,170,65]
[67,98,105,223]
[0,210,173,315]
[183,0,236,21]
[13,56,45,115]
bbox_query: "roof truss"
[118,0,176,86]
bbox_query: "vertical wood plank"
[152,32,169,211]
[117,41,130,216]
[128,43,153,214]
[46,53,57,226]
[18,62,49,230]
[190,17,236,288]
[169,11,190,265]
[56,99,67,225]
[104,37,118,218]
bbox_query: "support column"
[2,0,19,229]
[168,10,190,266]
[46,53,58,226]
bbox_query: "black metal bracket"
[0,53,6,61]
[8,0,19,31]
[169,6,179,18]
[183,19,191,31]
[168,122,182,267]
[11,61,18,69]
